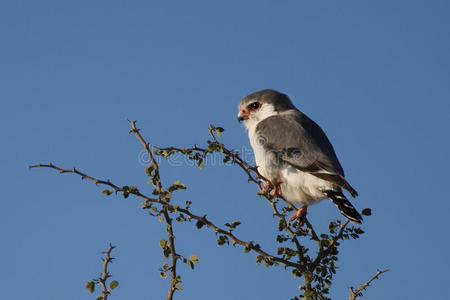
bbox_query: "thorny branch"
[99,244,116,300]
[349,269,389,300]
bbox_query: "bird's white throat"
[243,104,278,130]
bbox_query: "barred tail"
[325,190,362,224]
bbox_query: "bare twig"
[349,269,389,300]
[99,244,116,300]
[28,164,121,193]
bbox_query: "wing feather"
[255,111,358,197]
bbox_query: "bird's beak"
[237,110,249,122]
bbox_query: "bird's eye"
[247,102,261,110]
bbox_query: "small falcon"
[238,89,362,223]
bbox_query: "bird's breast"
[248,127,280,181]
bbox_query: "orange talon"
[263,181,272,193]
[262,178,283,197]
[270,178,283,197]
[289,205,308,222]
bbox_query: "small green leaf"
[189,254,199,264]
[355,228,365,234]
[198,159,204,170]
[215,127,224,138]
[96,296,103,300]
[160,271,167,278]
[278,219,286,232]
[102,190,113,196]
[163,248,170,258]
[217,235,228,246]
[175,283,183,290]
[85,280,95,293]
[225,221,242,229]
[361,208,372,216]
[159,239,167,248]
[145,165,155,176]
[214,127,224,138]
[109,280,119,290]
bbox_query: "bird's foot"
[271,178,283,197]
[263,181,272,193]
[263,179,283,197]
[289,205,308,222]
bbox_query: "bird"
[237,89,362,224]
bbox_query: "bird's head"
[237,89,296,128]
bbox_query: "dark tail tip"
[326,190,363,224]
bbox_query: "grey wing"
[255,112,358,197]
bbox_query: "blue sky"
[1,0,449,299]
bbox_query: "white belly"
[280,165,334,205]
